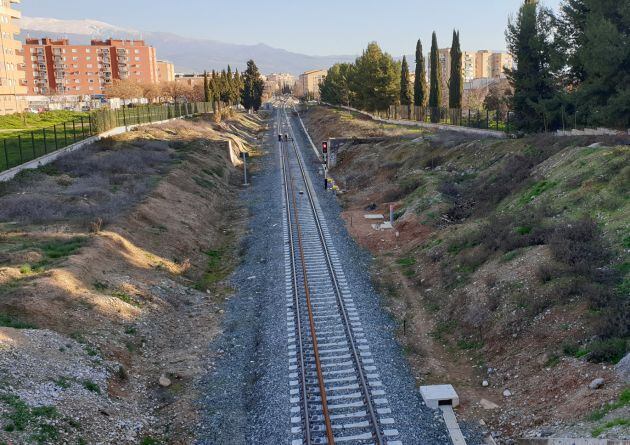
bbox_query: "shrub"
[588,338,628,364]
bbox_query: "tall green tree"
[351,42,400,112]
[448,30,463,109]
[556,0,630,128]
[320,63,353,106]
[506,0,560,132]
[428,32,442,122]
[241,60,264,111]
[414,39,428,108]
[233,69,243,104]
[400,56,413,107]
[203,71,210,103]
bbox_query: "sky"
[21,0,563,57]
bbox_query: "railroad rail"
[279,105,401,445]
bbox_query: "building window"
[134,57,140,61]
[86,64,92,68]
[72,49,77,53]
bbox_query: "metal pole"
[18,135,23,163]
[3,139,8,169]
[63,122,68,146]
[72,120,77,142]
[147,105,152,123]
[43,128,47,153]
[31,131,36,159]
[80,117,85,138]
[242,152,249,186]
[136,106,140,125]
[122,105,127,129]
[53,125,58,150]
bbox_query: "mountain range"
[20,17,357,75]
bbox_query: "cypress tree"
[449,30,463,110]
[241,60,264,111]
[203,71,210,103]
[414,39,428,109]
[400,56,412,108]
[429,31,442,123]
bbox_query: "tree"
[351,42,400,112]
[104,79,143,104]
[429,32,442,122]
[203,71,210,103]
[227,65,240,105]
[449,30,463,110]
[241,60,264,111]
[320,63,353,106]
[483,79,513,118]
[140,82,162,103]
[557,0,630,128]
[233,69,243,104]
[161,81,191,103]
[414,39,428,109]
[506,1,560,132]
[400,56,413,109]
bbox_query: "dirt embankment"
[0,114,265,444]
[302,105,630,442]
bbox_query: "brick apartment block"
[23,38,158,95]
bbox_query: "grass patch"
[112,291,141,308]
[196,248,232,291]
[53,377,71,389]
[518,180,557,205]
[588,388,630,422]
[82,380,100,394]
[41,237,87,259]
[396,257,417,267]
[592,418,629,437]
[457,339,484,350]
[140,437,162,445]
[193,176,215,190]
[0,393,58,443]
[0,313,36,329]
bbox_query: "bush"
[588,338,628,364]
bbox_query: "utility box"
[420,384,460,409]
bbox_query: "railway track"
[279,105,402,445]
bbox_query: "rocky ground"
[301,104,630,443]
[0,113,265,444]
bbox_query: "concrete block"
[420,384,460,409]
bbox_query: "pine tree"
[413,39,428,109]
[241,60,264,111]
[233,69,242,104]
[506,0,560,132]
[400,56,412,108]
[351,42,400,112]
[449,30,463,110]
[556,0,629,128]
[428,32,442,123]
[203,71,210,103]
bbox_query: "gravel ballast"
[197,107,484,444]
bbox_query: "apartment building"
[294,69,326,100]
[475,50,492,78]
[436,48,477,83]
[490,52,514,78]
[23,38,158,96]
[0,0,27,114]
[157,60,175,82]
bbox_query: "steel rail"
[280,110,335,445]
[283,107,385,445]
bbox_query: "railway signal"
[322,141,328,153]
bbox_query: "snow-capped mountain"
[21,17,140,37]
[20,17,356,75]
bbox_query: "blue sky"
[22,0,563,56]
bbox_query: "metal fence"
[0,101,213,173]
[385,105,512,133]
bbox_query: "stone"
[482,380,489,387]
[615,353,630,383]
[158,374,171,387]
[589,377,604,389]
[480,399,499,410]
[503,389,512,397]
